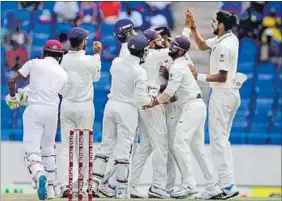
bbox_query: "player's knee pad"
[115,159,130,188]
[24,152,44,181]
[93,154,109,182]
[42,154,57,185]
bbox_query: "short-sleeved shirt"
[206,32,239,89]
[18,57,68,107]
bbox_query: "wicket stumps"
[68,129,94,201]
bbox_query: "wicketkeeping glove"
[5,95,20,110]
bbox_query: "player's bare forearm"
[8,72,25,97]
[206,70,227,82]
[191,28,209,51]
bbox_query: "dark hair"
[59,33,68,43]
[69,38,83,48]
[216,11,238,31]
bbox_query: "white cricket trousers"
[23,104,58,186]
[173,99,216,188]
[58,99,94,187]
[208,88,240,188]
[97,100,138,161]
[165,103,196,191]
[130,105,168,189]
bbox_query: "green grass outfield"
[1,194,281,201]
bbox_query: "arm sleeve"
[18,60,33,78]
[205,37,217,49]
[134,69,151,107]
[163,64,183,97]
[217,46,230,72]
[182,27,191,40]
[88,54,101,82]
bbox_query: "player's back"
[27,58,67,107]
[60,50,100,102]
[108,55,141,106]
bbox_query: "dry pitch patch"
[1,194,281,201]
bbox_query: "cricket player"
[98,19,137,198]
[92,34,152,198]
[58,27,102,197]
[145,35,223,199]
[6,40,68,200]
[186,9,246,199]
[129,29,172,199]
[156,26,198,196]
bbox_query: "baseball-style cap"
[43,39,63,52]
[69,27,89,40]
[170,35,191,51]
[143,29,162,42]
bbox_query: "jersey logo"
[219,54,225,62]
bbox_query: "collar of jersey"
[216,32,233,44]
[44,57,58,63]
[68,50,86,55]
[126,54,141,65]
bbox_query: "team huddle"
[6,8,247,200]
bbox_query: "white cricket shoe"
[220,184,239,199]
[148,185,171,199]
[170,185,198,199]
[194,184,223,200]
[130,186,143,198]
[99,183,116,198]
[37,174,48,200]
[116,188,128,199]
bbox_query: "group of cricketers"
[6,7,247,200]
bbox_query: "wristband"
[197,73,207,82]
[191,26,196,30]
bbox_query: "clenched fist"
[93,41,102,54]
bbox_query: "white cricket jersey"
[60,50,101,102]
[206,32,239,89]
[18,57,68,107]
[164,56,201,105]
[119,43,130,58]
[142,48,169,86]
[108,54,151,107]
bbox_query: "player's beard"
[212,23,219,35]
[168,49,179,60]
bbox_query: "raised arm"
[184,8,210,51]
[90,41,102,82]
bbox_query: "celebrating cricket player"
[186,8,246,199]
[129,29,172,199]
[7,40,68,200]
[58,27,102,197]
[92,34,152,198]
[146,35,223,199]
[98,19,137,198]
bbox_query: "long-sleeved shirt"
[60,50,101,102]
[163,56,202,105]
[108,54,151,108]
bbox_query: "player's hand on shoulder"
[93,41,102,54]
[188,63,197,79]
[5,95,20,110]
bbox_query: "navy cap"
[143,29,162,42]
[69,27,89,40]
[114,19,134,34]
[128,34,149,51]
[171,35,191,51]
